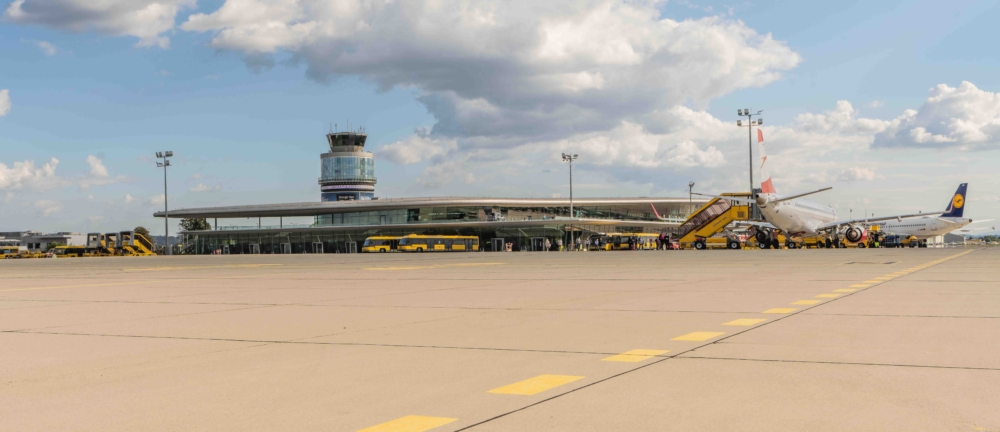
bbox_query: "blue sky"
[1,0,999,235]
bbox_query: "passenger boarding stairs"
[676,193,751,247]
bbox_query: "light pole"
[156,151,173,255]
[736,109,763,195]
[688,181,695,215]
[562,153,578,250]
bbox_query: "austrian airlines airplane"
[698,130,929,246]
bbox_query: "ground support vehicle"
[676,193,751,250]
[363,236,401,253]
[1,247,25,259]
[608,233,660,250]
[398,235,480,252]
[117,231,157,256]
[49,246,87,258]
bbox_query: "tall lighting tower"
[156,151,173,255]
[562,153,578,251]
[688,181,695,215]
[736,109,763,195]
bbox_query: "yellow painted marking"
[874,276,894,280]
[849,284,871,288]
[358,415,457,432]
[489,374,584,395]
[816,293,842,298]
[763,308,797,314]
[672,331,725,341]
[366,263,505,271]
[791,300,822,305]
[0,279,169,292]
[833,288,858,293]
[723,318,767,326]
[602,349,669,362]
[122,264,283,272]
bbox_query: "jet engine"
[844,225,867,243]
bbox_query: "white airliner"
[697,134,931,247]
[877,183,993,239]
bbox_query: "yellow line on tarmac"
[791,300,822,305]
[723,318,768,326]
[672,331,725,341]
[602,349,669,362]
[357,415,457,432]
[489,374,584,395]
[365,263,505,271]
[0,279,170,292]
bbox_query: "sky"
[1,0,999,236]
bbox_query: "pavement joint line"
[677,356,1000,371]
[0,280,172,292]
[0,330,666,357]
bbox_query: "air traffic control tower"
[319,131,376,201]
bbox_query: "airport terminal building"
[157,131,703,254]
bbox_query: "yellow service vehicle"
[1,247,23,259]
[363,236,401,252]
[49,245,87,258]
[609,233,660,250]
[397,234,479,252]
[676,193,751,250]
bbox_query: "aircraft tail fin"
[758,131,776,194]
[941,183,968,218]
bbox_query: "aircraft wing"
[691,193,756,204]
[816,212,930,232]
[737,220,776,230]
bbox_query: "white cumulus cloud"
[874,81,1000,150]
[0,89,10,116]
[181,0,800,188]
[0,157,61,190]
[34,199,63,217]
[86,155,109,178]
[190,183,221,192]
[4,0,196,48]
[149,194,165,204]
[36,40,57,55]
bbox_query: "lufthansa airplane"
[878,183,993,239]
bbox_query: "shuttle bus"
[362,236,401,253]
[397,235,480,252]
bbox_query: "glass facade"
[320,155,375,182]
[183,223,671,255]
[311,205,672,227]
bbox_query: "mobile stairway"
[676,193,752,250]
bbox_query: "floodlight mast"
[561,153,579,251]
[156,151,173,255]
[736,109,763,199]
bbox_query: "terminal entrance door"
[491,238,504,252]
[530,237,547,251]
[222,245,230,255]
[312,242,324,254]
[249,244,259,254]
[280,243,291,254]
[345,242,357,254]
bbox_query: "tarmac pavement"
[1,248,997,431]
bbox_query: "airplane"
[695,135,929,248]
[877,183,993,239]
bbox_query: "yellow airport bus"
[609,233,660,250]
[362,236,401,253]
[1,247,22,259]
[397,234,480,252]
[49,245,87,258]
